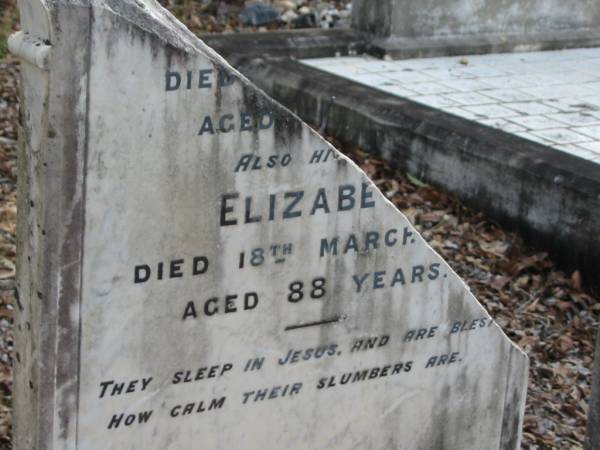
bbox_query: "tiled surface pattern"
[302,49,600,164]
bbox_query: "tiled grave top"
[302,48,600,164]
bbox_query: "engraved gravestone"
[10,1,529,449]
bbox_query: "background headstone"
[10,1,529,449]
[352,0,600,58]
[352,0,600,39]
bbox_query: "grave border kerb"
[203,28,600,65]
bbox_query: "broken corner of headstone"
[10,1,529,449]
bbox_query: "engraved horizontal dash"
[285,316,345,332]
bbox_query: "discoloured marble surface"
[12,1,528,449]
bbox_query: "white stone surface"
[302,48,600,164]
[13,1,528,449]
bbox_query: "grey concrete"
[200,23,600,66]
[353,0,600,59]
[202,29,367,67]
[588,329,600,450]
[354,0,600,38]
[11,0,528,449]
[368,31,600,61]
[351,1,392,38]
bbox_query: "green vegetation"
[0,1,19,60]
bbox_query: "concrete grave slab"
[10,1,528,449]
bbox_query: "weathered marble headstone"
[10,1,528,449]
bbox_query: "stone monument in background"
[9,0,528,449]
[588,330,600,450]
[353,0,600,58]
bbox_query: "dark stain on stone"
[15,288,23,311]
[36,1,98,443]
[446,285,467,322]
[500,351,526,450]
[240,84,266,153]
[273,107,303,151]
[424,384,450,449]
[104,0,199,57]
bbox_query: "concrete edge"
[230,57,600,293]
[202,28,600,63]
[202,29,369,66]
[369,29,600,59]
